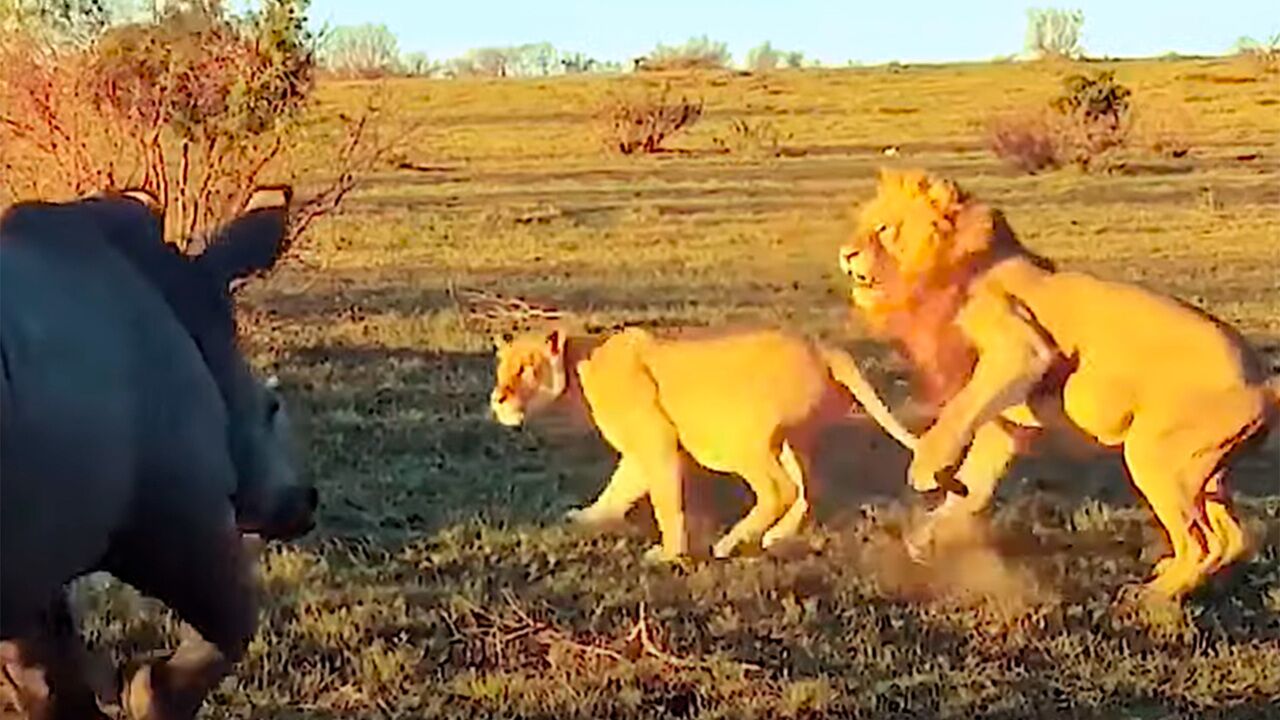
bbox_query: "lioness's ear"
[191,185,293,288]
[546,328,565,356]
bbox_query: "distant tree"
[561,51,597,73]
[644,35,730,71]
[469,46,511,76]
[1025,7,1084,59]
[783,50,806,68]
[320,22,400,77]
[746,41,781,71]
[509,42,558,76]
[2,0,145,45]
[401,50,436,77]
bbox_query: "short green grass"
[76,58,1280,718]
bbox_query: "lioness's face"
[490,329,568,427]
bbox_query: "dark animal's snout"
[246,486,319,541]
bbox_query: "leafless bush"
[711,118,789,158]
[986,111,1061,173]
[596,84,703,155]
[1,1,396,246]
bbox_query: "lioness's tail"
[820,346,918,450]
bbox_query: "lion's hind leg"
[762,441,809,549]
[1124,430,1216,600]
[1202,492,1250,575]
[1127,392,1265,598]
[713,451,791,559]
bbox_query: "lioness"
[490,327,917,560]
[839,168,1279,599]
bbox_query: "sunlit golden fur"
[839,168,1279,599]
[490,326,917,561]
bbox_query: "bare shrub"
[596,84,703,155]
[986,111,1061,173]
[711,118,789,158]
[1,0,394,246]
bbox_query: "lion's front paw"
[908,432,960,493]
[908,464,942,493]
[903,525,935,564]
[643,544,684,564]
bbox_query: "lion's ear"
[877,167,903,187]
[925,176,960,214]
[546,328,565,356]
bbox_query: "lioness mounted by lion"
[488,326,918,561]
[839,168,1279,600]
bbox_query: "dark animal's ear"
[192,186,293,288]
[119,188,164,222]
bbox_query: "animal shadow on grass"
[283,342,596,540]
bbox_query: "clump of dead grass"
[595,83,704,155]
[711,117,790,158]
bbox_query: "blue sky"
[304,0,1277,65]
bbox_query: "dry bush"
[711,117,789,158]
[0,1,395,246]
[987,70,1134,173]
[596,84,703,155]
[985,110,1061,173]
[1050,70,1132,170]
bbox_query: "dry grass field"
[77,58,1279,718]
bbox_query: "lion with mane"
[839,168,1279,599]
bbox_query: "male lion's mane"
[859,174,1054,410]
